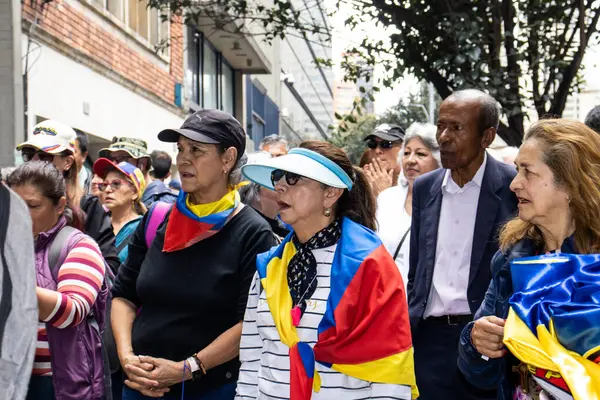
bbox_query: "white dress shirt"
[376,183,411,289]
[424,154,487,318]
[236,245,412,400]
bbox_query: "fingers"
[480,317,506,336]
[124,364,160,388]
[124,380,169,398]
[485,315,506,327]
[478,347,506,359]
[472,316,507,359]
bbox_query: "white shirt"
[376,184,411,289]
[236,245,412,400]
[424,154,487,318]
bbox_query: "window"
[93,0,169,55]
[221,61,234,115]
[203,42,218,109]
[186,28,236,114]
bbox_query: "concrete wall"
[0,0,24,167]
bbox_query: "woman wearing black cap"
[111,110,278,400]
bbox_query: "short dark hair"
[450,89,501,134]
[150,150,172,180]
[584,106,600,134]
[75,130,89,154]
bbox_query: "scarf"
[503,253,600,400]
[288,219,341,319]
[256,217,418,400]
[162,188,239,252]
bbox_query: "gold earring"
[324,208,331,217]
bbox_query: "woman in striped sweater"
[238,141,418,400]
[7,161,108,400]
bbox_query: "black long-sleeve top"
[112,205,277,395]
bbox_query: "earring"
[324,208,331,217]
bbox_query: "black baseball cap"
[158,109,246,160]
[364,123,405,142]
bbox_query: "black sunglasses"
[271,169,303,186]
[366,139,395,150]
[22,149,57,163]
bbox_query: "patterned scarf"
[288,219,341,316]
[163,189,240,252]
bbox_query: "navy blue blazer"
[407,154,518,328]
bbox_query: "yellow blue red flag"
[256,217,418,400]
[503,253,600,399]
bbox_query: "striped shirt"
[33,237,105,376]
[236,244,412,400]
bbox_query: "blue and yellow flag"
[503,253,600,399]
[257,217,418,400]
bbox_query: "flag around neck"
[256,217,419,399]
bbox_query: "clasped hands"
[121,353,193,398]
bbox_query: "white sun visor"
[241,148,353,191]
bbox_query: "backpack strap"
[0,185,13,356]
[48,226,78,274]
[145,202,172,248]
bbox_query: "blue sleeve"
[457,250,508,390]
[407,180,421,324]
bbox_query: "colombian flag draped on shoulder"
[503,253,600,400]
[256,217,418,400]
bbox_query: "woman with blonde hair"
[458,119,600,400]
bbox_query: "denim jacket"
[457,236,576,400]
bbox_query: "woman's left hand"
[126,356,192,389]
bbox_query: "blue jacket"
[408,154,518,327]
[141,180,177,208]
[457,236,577,399]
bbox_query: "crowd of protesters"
[1,89,600,400]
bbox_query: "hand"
[128,356,192,389]
[471,316,507,359]
[363,158,394,197]
[120,352,170,397]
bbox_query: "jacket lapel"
[423,172,444,284]
[469,156,502,286]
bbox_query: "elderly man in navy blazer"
[408,89,518,400]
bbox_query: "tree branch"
[550,2,600,115]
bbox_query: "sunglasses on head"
[366,139,396,150]
[21,149,57,163]
[98,179,129,192]
[270,169,303,187]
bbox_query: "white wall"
[23,34,183,156]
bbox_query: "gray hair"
[259,134,288,151]
[238,151,273,206]
[398,122,441,167]
[449,89,501,133]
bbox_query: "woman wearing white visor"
[236,141,418,400]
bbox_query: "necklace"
[291,274,318,327]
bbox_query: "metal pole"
[428,82,435,124]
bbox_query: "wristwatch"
[186,353,207,381]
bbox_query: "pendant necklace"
[291,274,318,327]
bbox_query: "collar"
[442,152,488,194]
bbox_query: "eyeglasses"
[366,139,396,150]
[98,179,128,192]
[21,149,56,163]
[270,169,302,186]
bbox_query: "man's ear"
[481,127,496,149]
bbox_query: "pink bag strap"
[145,202,172,248]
